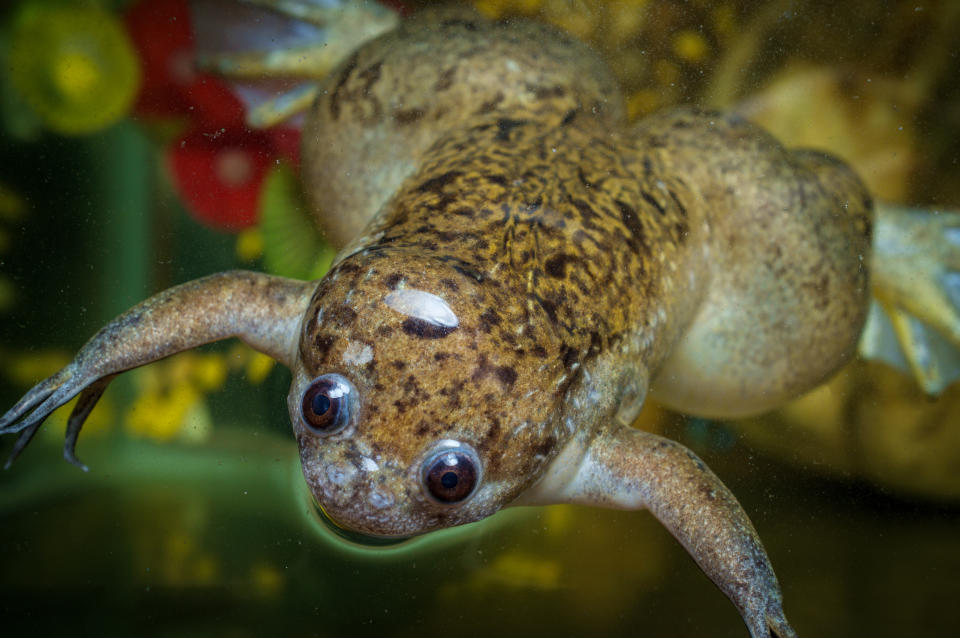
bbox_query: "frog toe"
[0,366,89,468]
[864,203,960,393]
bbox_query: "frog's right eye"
[301,374,354,435]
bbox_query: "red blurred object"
[169,126,299,231]
[125,0,301,232]
[125,0,244,125]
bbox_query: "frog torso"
[292,111,707,535]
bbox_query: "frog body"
[2,9,890,638]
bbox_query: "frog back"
[301,7,625,248]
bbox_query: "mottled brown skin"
[1,8,875,638]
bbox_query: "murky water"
[2,1,959,636]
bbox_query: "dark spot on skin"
[485,173,508,187]
[495,118,526,142]
[479,308,501,332]
[415,422,430,437]
[477,418,502,453]
[391,360,406,370]
[494,366,518,387]
[434,352,452,361]
[452,206,475,218]
[441,19,478,31]
[375,324,394,337]
[471,355,517,389]
[666,186,688,218]
[544,253,576,278]
[533,436,557,457]
[329,304,357,327]
[476,92,504,115]
[439,378,467,408]
[561,109,577,126]
[435,67,456,91]
[384,273,404,290]
[402,317,457,339]
[450,262,485,283]
[313,335,335,361]
[394,108,425,125]
[685,449,707,472]
[640,190,667,216]
[329,52,358,120]
[531,344,548,358]
[529,84,566,100]
[417,170,463,194]
[359,60,383,87]
[615,199,646,253]
[577,167,599,189]
[440,278,460,291]
[642,156,654,177]
[334,261,361,276]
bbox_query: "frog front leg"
[520,422,796,638]
[1,271,314,468]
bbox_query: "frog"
[6,6,960,638]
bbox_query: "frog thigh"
[648,133,872,417]
[516,423,796,638]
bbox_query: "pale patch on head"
[369,487,395,509]
[342,341,374,366]
[327,462,357,486]
[384,288,459,328]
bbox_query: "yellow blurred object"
[246,351,276,385]
[123,352,227,443]
[8,2,140,135]
[236,228,265,262]
[673,29,709,63]
[192,354,228,391]
[0,183,26,222]
[125,383,203,442]
[5,350,71,387]
[626,89,662,120]
[731,361,960,500]
[735,64,918,201]
[250,562,285,598]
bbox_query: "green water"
[1,423,958,637]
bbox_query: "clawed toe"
[865,204,960,393]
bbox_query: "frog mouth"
[311,500,413,548]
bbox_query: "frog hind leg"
[863,203,960,394]
[191,0,399,128]
[519,423,797,638]
[0,271,314,468]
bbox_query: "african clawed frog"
[4,8,904,638]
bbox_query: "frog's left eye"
[301,374,354,435]
[421,444,480,504]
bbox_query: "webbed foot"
[863,203,960,393]
[191,0,398,127]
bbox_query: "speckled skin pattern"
[1,8,875,638]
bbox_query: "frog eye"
[421,445,480,504]
[301,374,354,435]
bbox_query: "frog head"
[289,249,569,538]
